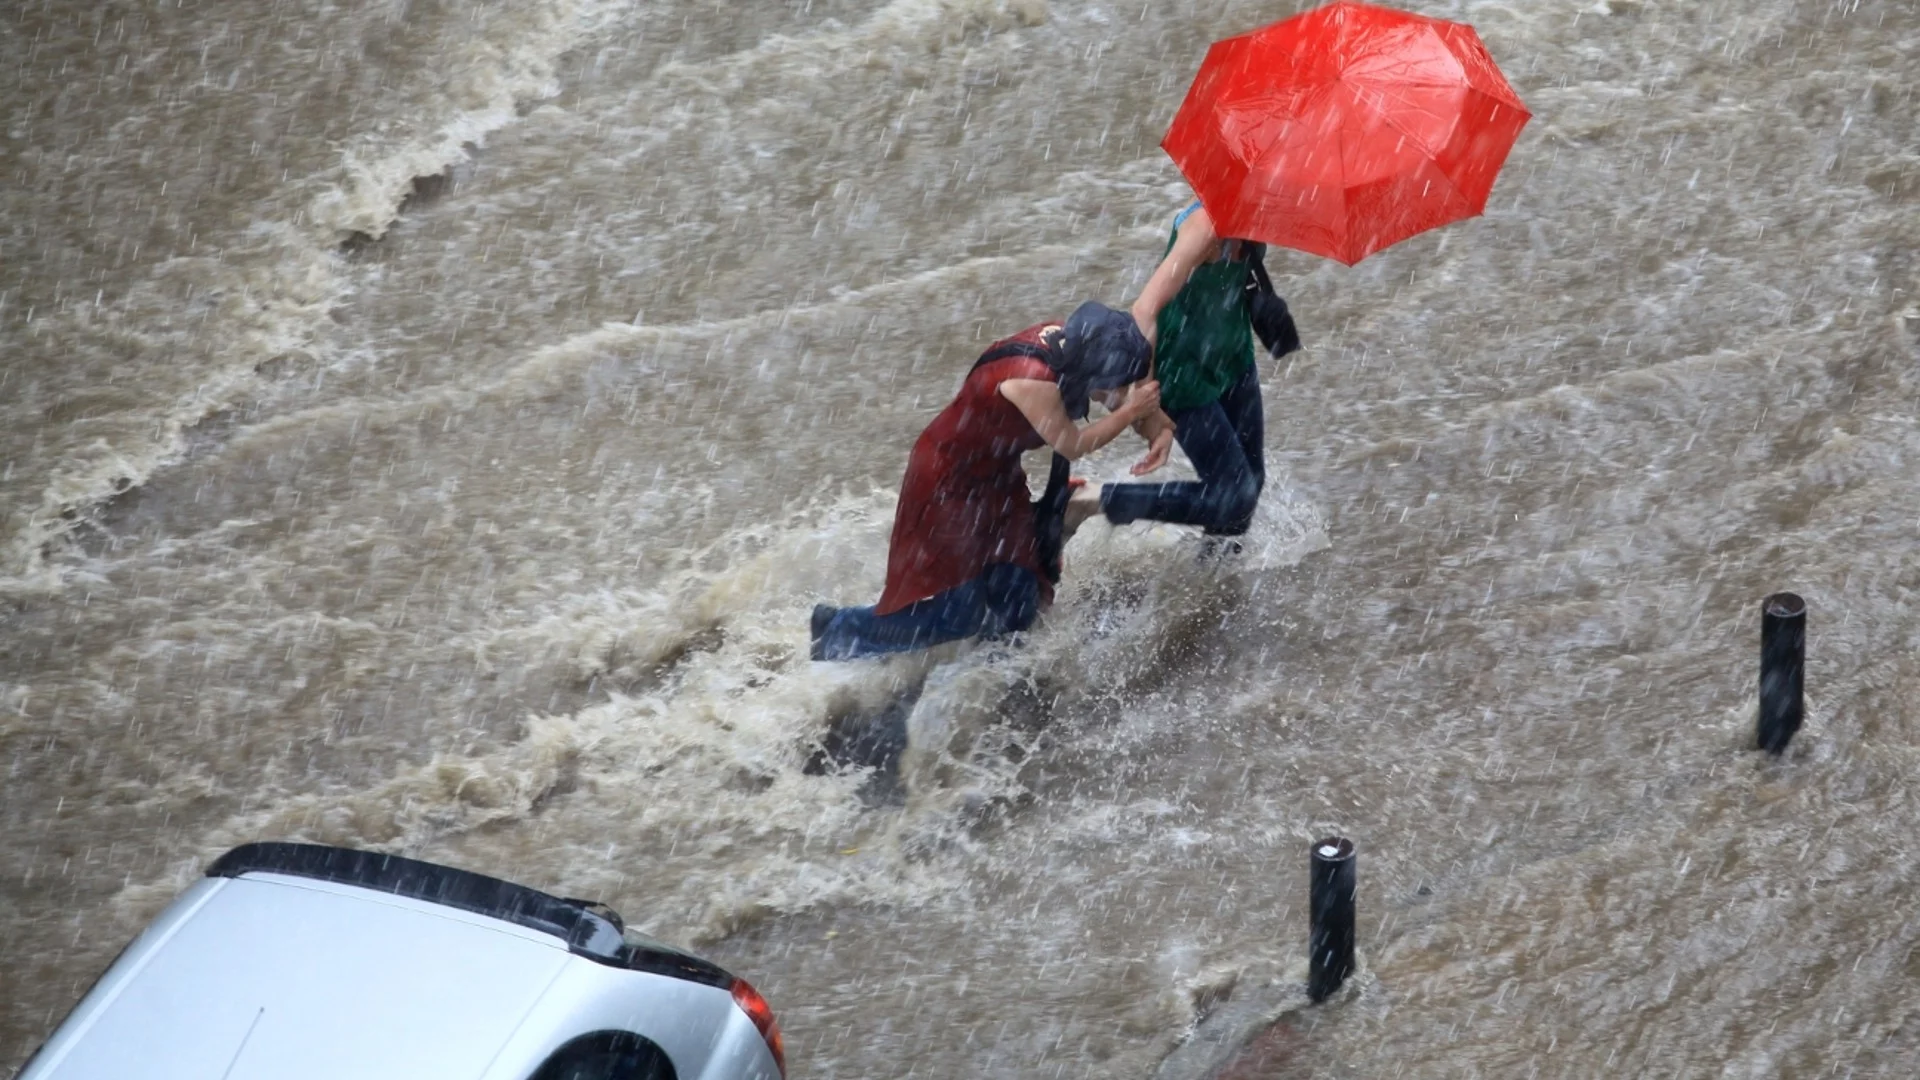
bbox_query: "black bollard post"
[1307,837,1356,1003]
[1757,592,1806,755]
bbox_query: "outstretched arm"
[1130,205,1220,351]
[1000,379,1161,461]
[1094,389,1177,475]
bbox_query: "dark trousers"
[1100,363,1264,536]
[811,563,1041,661]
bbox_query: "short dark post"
[1757,592,1806,755]
[1308,837,1356,1003]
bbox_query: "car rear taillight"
[730,977,787,1079]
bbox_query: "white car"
[20,843,786,1080]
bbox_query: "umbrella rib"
[1364,88,1454,159]
[1332,104,1353,263]
[1340,68,1464,158]
[1172,12,1525,263]
[1346,65,1461,90]
[1425,150,1472,216]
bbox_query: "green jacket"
[1153,205,1255,412]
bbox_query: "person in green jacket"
[1068,201,1290,542]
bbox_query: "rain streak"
[4,0,1918,1075]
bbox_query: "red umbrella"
[1162,0,1531,265]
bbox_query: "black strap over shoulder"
[1243,247,1302,359]
[1032,453,1072,587]
[969,339,1055,372]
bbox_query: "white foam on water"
[301,0,637,244]
[105,478,1329,945]
[0,0,638,598]
[21,0,1920,1072]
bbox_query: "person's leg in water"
[1205,362,1265,552]
[811,563,1041,661]
[1072,364,1265,537]
[1217,361,1266,516]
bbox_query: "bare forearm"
[1133,408,1175,441]
[1056,409,1143,460]
[1002,378,1159,461]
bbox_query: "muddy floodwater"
[5,0,1919,1075]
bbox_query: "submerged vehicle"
[20,842,785,1080]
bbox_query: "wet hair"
[1052,301,1151,420]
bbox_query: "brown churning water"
[4,0,1919,1075]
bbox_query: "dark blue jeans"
[1101,362,1264,536]
[811,563,1041,661]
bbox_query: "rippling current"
[4,0,1919,1074]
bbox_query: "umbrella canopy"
[1162,0,1531,265]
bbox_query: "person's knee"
[981,564,1040,633]
[1223,470,1262,522]
[930,591,991,640]
[1098,482,1143,526]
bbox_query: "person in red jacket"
[812,302,1168,661]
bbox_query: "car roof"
[27,845,741,1080]
[29,872,577,1080]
